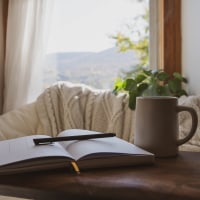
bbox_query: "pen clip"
[33,139,53,146]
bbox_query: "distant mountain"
[45,47,139,89]
[47,47,138,69]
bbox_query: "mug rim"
[137,96,178,100]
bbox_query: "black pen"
[33,133,116,145]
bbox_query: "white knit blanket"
[35,81,134,142]
[178,95,200,151]
[0,81,199,152]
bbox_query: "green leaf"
[173,72,183,81]
[128,92,137,110]
[172,72,188,84]
[142,68,152,76]
[151,69,159,76]
[124,79,137,92]
[114,78,124,89]
[182,77,188,83]
[142,84,158,96]
[113,78,124,94]
[134,74,146,83]
[157,71,169,81]
[156,85,170,96]
[137,83,148,95]
[168,79,181,93]
[177,89,188,97]
[112,88,118,95]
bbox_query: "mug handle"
[176,105,198,146]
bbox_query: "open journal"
[0,129,154,175]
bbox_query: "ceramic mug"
[134,96,198,157]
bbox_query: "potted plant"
[113,67,188,110]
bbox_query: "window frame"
[150,0,181,75]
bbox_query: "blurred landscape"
[44,47,138,89]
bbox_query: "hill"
[45,47,138,89]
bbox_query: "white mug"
[134,96,198,157]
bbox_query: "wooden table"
[0,151,200,200]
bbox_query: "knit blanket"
[36,81,135,142]
[178,95,200,151]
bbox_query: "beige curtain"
[3,0,54,113]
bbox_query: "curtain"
[3,0,54,113]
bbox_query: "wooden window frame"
[163,0,181,75]
[150,0,181,75]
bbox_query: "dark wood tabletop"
[0,151,200,200]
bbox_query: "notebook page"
[58,129,153,160]
[0,135,73,166]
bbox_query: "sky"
[46,0,148,53]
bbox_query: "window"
[45,0,149,89]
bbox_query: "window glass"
[45,0,149,89]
